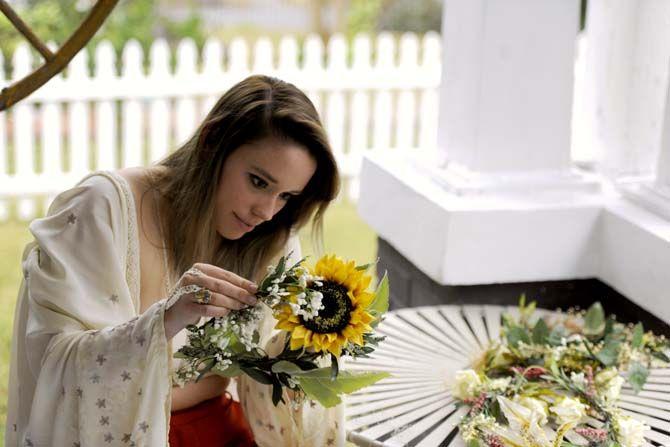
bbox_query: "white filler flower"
[550,396,587,425]
[450,369,481,399]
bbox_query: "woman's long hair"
[147,75,340,283]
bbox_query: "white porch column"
[359,0,603,287]
[435,0,595,194]
[588,1,670,220]
[357,0,670,322]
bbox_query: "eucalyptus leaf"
[507,325,531,348]
[595,338,621,366]
[547,327,566,346]
[584,302,606,336]
[368,272,389,326]
[297,369,390,408]
[632,323,644,350]
[628,362,649,394]
[532,318,550,345]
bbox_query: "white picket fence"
[0,32,441,221]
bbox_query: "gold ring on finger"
[194,288,212,305]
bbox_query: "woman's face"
[215,136,317,240]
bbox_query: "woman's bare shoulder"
[117,167,148,190]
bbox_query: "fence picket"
[303,34,324,114]
[396,33,419,149]
[42,92,63,178]
[149,39,172,163]
[253,37,274,74]
[175,39,199,147]
[121,40,145,168]
[201,38,224,118]
[346,34,372,200]
[95,41,118,171]
[229,37,249,74]
[326,33,347,170]
[13,44,37,219]
[67,50,91,176]
[278,36,299,77]
[372,34,395,151]
[419,32,440,153]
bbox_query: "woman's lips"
[233,213,254,231]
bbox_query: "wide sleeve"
[5,174,172,447]
[237,233,346,447]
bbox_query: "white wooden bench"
[345,305,670,447]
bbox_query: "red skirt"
[169,392,256,447]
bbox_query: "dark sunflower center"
[301,281,353,334]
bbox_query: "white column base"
[358,152,670,323]
[618,177,670,222]
[414,159,601,197]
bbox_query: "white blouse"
[5,171,344,447]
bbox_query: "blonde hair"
[146,75,340,282]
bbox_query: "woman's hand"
[171,375,231,411]
[164,263,258,340]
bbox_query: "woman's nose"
[252,195,276,222]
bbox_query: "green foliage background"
[0,0,205,74]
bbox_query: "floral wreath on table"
[452,297,670,447]
[173,253,391,408]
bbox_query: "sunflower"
[274,255,376,357]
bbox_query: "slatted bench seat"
[345,305,670,447]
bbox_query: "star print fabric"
[6,173,171,447]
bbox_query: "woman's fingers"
[193,263,258,294]
[185,273,257,307]
[206,291,249,311]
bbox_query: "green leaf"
[532,318,550,345]
[507,325,531,348]
[241,367,274,385]
[213,361,242,377]
[196,358,216,382]
[296,369,390,408]
[271,360,303,375]
[584,302,606,336]
[595,338,621,366]
[271,376,284,406]
[368,272,389,326]
[467,439,481,447]
[355,261,375,271]
[651,350,670,363]
[628,362,649,393]
[632,323,644,350]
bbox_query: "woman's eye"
[280,193,293,201]
[250,174,267,189]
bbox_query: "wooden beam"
[0,0,55,61]
[0,0,119,111]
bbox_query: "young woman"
[6,75,344,446]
